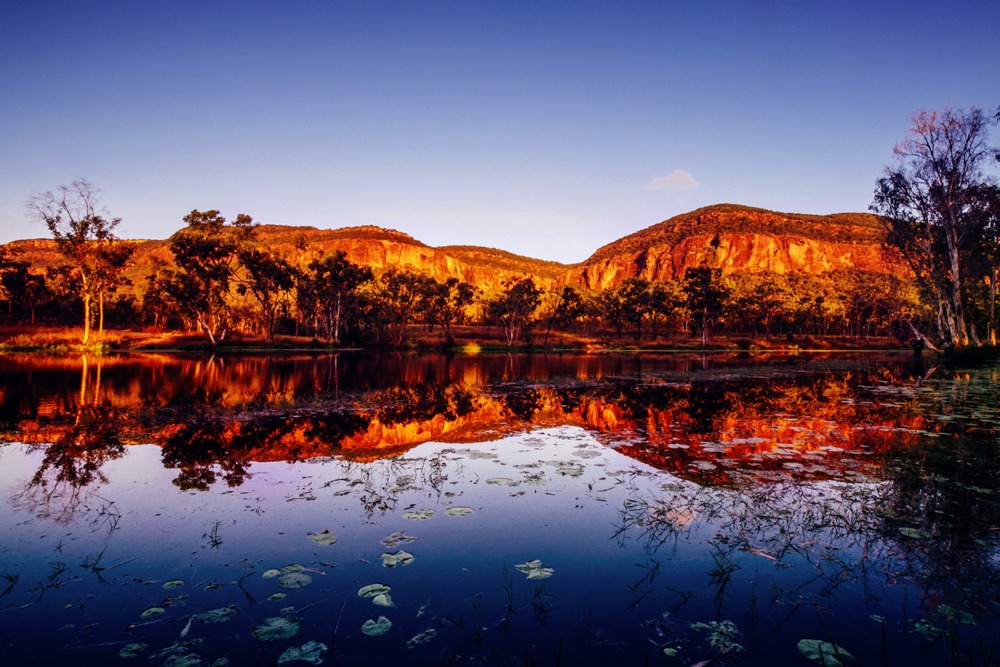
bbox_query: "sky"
[1,1,998,264]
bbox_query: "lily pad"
[278,640,327,665]
[194,605,239,624]
[268,593,287,602]
[141,606,166,619]
[403,509,435,520]
[406,628,437,648]
[262,569,282,579]
[382,531,417,548]
[119,642,149,658]
[278,572,313,590]
[253,616,301,642]
[445,506,474,517]
[307,530,337,546]
[515,560,554,580]
[361,616,392,636]
[381,550,414,567]
[486,477,517,486]
[163,579,185,590]
[899,527,932,539]
[372,593,394,607]
[798,639,854,666]
[358,583,391,598]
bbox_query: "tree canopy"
[871,106,999,350]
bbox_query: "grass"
[0,323,911,354]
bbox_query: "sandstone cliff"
[1,204,904,296]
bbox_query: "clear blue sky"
[1,1,997,263]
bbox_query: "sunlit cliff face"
[0,353,938,489]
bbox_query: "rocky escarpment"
[565,205,903,290]
[1,204,905,297]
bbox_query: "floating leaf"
[445,507,474,517]
[262,569,282,579]
[406,628,437,648]
[486,477,517,486]
[937,604,977,625]
[372,593,394,607]
[253,616,301,641]
[307,530,337,546]
[515,560,554,580]
[403,509,434,521]
[268,593,287,602]
[381,550,414,567]
[278,572,313,590]
[361,616,392,636]
[119,642,149,658]
[899,527,932,539]
[382,531,417,548]
[163,579,185,590]
[282,564,305,573]
[194,605,239,624]
[798,639,854,666]
[912,619,947,639]
[358,584,391,598]
[278,640,327,665]
[141,606,166,619]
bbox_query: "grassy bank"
[0,324,913,354]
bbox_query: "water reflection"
[0,352,970,491]
[1,352,999,665]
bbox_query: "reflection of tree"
[375,383,475,424]
[15,407,124,522]
[161,413,252,491]
[879,432,1000,608]
[501,387,543,422]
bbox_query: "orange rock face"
[2,204,905,295]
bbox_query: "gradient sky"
[2,1,998,263]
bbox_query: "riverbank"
[0,324,912,354]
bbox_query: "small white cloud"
[649,169,699,190]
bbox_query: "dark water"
[0,351,998,666]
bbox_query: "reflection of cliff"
[2,353,938,488]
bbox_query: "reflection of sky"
[1,423,977,666]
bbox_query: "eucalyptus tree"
[374,268,427,345]
[682,266,729,347]
[162,210,256,346]
[871,106,998,350]
[424,276,477,343]
[237,248,297,343]
[25,179,126,344]
[301,251,373,343]
[488,276,541,347]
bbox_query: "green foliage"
[487,277,541,346]
[871,106,999,350]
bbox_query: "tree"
[0,251,51,324]
[619,277,651,341]
[373,268,426,345]
[237,248,296,343]
[91,240,134,336]
[682,265,729,347]
[162,210,256,346]
[25,179,122,344]
[871,107,999,350]
[424,277,476,344]
[300,251,373,343]
[488,277,541,347]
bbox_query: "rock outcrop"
[1,204,905,297]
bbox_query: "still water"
[0,351,998,666]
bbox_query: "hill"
[1,204,903,298]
